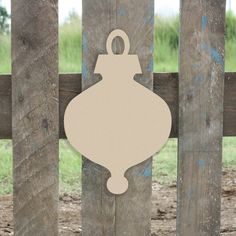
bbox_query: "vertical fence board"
[115,0,154,235]
[82,0,154,235]
[82,1,116,235]
[12,1,59,235]
[178,0,226,235]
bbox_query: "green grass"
[0,14,236,195]
[153,138,236,185]
[59,17,82,73]
[223,137,236,167]
[153,139,178,184]
[59,141,82,193]
[153,14,236,72]
[0,140,82,195]
[0,140,12,195]
[225,39,236,71]
[0,34,10,73]
[0,138,235,194]
[1,13,236,73]
[154,16,179,72]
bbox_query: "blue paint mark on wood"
[194,75,204,82]
[201,42,208,51]
[82,34,88,54]
[192,63,201,69]
[82,63,88,80]
[142,164,152,177]
[210,48,223,66]
[148,15,154,25]
[201,16,207,31]
[146,3,154,25]
[118,7,126,17]
[150,44,154,53]
[147,59,153,72]
[198,159,206,168]
[201,43,224,66]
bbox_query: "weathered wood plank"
[154,73,178,138]
[12,0,59,235]
[1,73,236,139]
[82,1,116,235]
[0,74,11,139]
[82,0,154,235]
[177,0,226,235]
[223,73,236,136]
[59,74,81,139]
[114,0,154,235]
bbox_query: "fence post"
[12,1,59,235]
[82,0,154,235]
[178,0,226,235]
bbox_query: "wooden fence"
[0,0,235,235]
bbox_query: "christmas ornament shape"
[64,29,172,194]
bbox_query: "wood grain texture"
[115,0,154,235]
[11,0,59,235]
[82,0,154,235]
[82,1,116,235]
[223,73,236,136]
[154,73,178,138]
[59,74,81,139]
[1,73,236,139]
[178,0,226,235]
[0,74,11,139]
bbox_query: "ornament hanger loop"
[106,29,130,55]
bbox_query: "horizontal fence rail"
[0,72,236,139]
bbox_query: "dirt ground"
[0,169,235,236]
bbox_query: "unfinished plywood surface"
[65,29,171,194]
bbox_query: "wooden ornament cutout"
[64,29,172,194]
